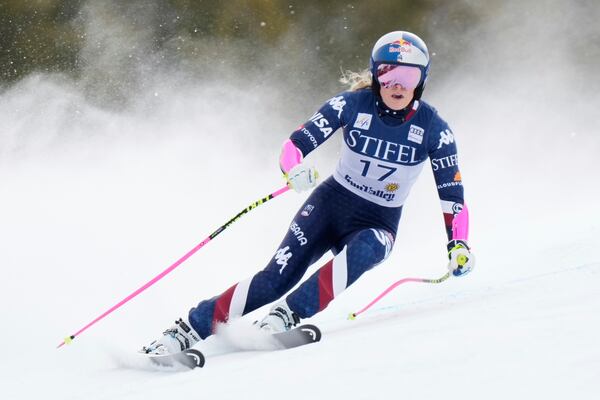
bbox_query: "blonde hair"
[339,68,372,91]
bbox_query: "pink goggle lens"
[376,64,422,90]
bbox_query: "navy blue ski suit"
[188,88,466,339]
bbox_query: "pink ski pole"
[57,185,290,348]
[348,272,450,319]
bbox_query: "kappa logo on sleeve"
[328,96,346,119]
[353,113,372,130]
[437,129,455,149]
[407,125,424,144]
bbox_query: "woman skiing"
[143,31,475,355]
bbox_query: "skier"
[143,31,475,355]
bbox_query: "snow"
[1,3,600,398]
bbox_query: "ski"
[146,348,206,370]
[142,324,321,370]
[272,324,322,349]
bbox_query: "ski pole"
[57,185,290,348]
[348,272,450,319]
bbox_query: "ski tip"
[272,324,321,349]
[348,313,357,320]
[183,349,206,369]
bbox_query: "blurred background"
[2,0,597,101]
[0,0,481,89]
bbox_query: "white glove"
[285,163,319,193]
[447,240,475,277]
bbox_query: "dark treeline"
[0,0,479,84]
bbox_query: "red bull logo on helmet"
[392,39,411,46]
[389,38,413,54]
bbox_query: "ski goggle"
[376,64,422,90]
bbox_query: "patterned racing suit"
[188,88,467,338]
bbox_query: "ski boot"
[141,317,201,356]
[258,301,300,333]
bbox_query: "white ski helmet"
[370,31,430,99]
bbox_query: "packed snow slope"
[1,135,598,400]
[1,1,599,399]
[1,86,598,400]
